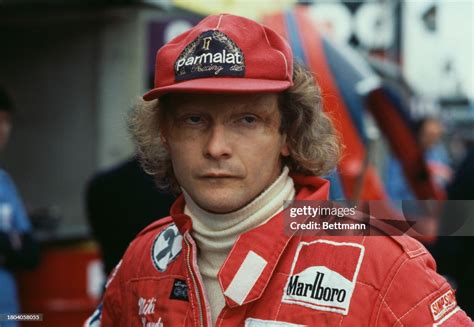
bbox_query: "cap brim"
[142,78,291,101]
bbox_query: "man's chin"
[193,193,250,214]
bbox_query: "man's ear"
[160,132,169,150]
[280,133,290,157]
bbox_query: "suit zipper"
[184,234,208,327]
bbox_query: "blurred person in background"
[86,75,176,279]
[385,116,452,200]
[0,87,39,326]
[86,14,472,326]
[417,117,452,186]
[86,156,175,277]
[429,137,474,317]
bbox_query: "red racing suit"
[87,175,473,327]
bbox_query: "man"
[385,117,452,200]
[86,156,175,276]
[0,87,39,326]
[87,14,472,326]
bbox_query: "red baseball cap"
[143,13,294,100]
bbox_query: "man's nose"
[203,124,232,159]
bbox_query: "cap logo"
[174,30,245,81]
[202,37,212,50]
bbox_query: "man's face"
[0,110,12,151]
[163,93,289,214]
[419,119,443,149]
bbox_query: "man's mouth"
[201,173,235,178]
[199,171,241,179]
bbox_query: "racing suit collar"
[218,174,330,307]
[169,195,190,234]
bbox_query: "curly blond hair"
[128,62,341,191]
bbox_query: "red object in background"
[365,88,445,200]
[263,8,387,201]
[15,242,103,327]
[263,7,444,202]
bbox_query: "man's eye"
[239,115,257,124]
[185,116,203,124]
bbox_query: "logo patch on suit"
[174,30,245,81]
[430,290,457,322]
[151,224,183,272]
[282,240,364,315]
[169,279,188,301]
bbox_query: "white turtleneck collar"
[183,166,295,238]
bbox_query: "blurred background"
[0,0,472,325]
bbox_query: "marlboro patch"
[430,290,457,322]
[282,240,365,315]
[174,30,245,81]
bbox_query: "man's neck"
[182,166,294,232]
